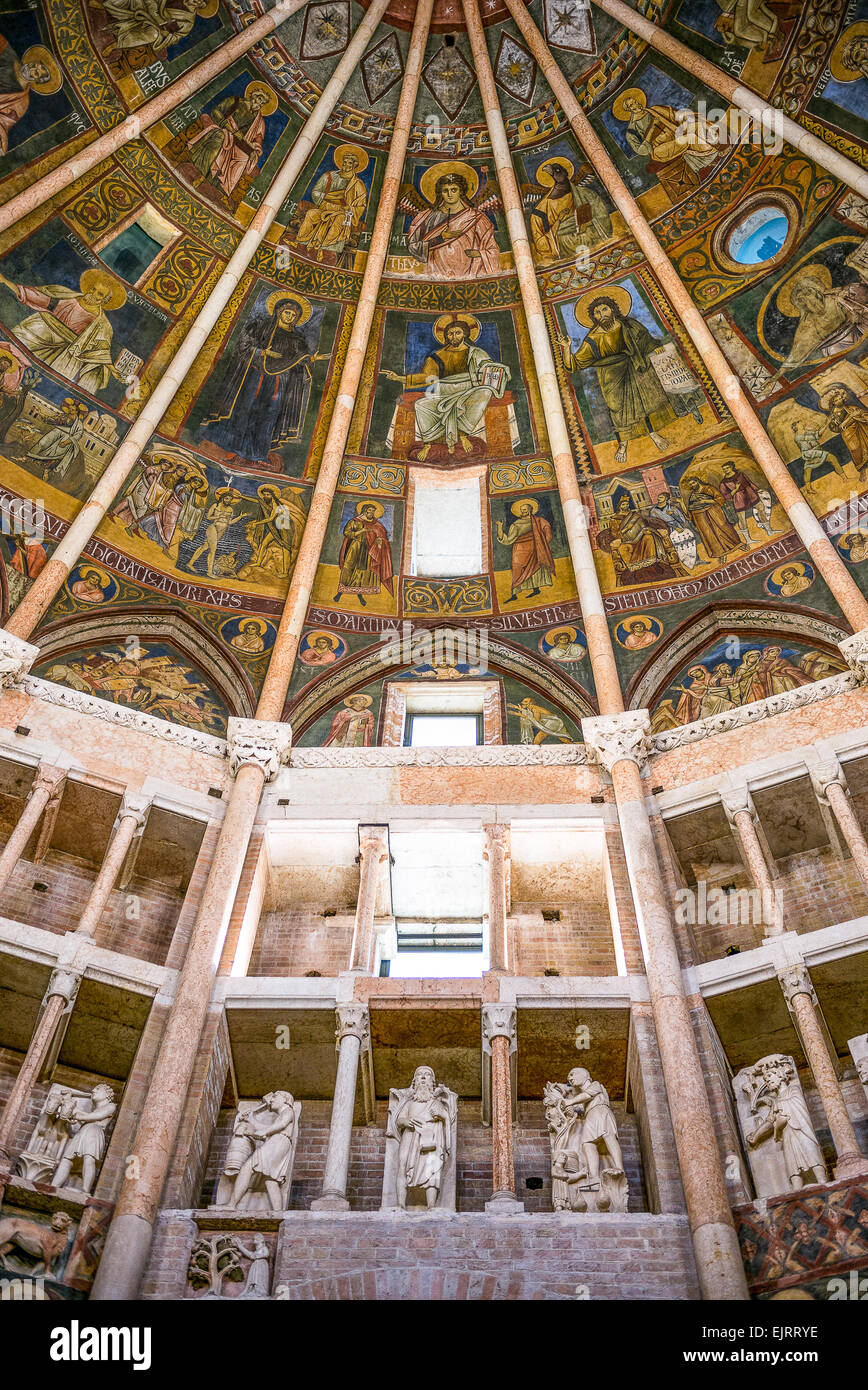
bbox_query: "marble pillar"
[0,968,81,1165]
[483,823,511,973]
[482,1003,523,1213]
[79,795,150,945]
[811,763,868,893]
[311,1003,369,1211]
[0,764,66,895]
[349,826,390,974]
[721,788,782,937]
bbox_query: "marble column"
[721,787,782,937]
[590,0,868,200]
[582,713,748,1300]
[78,795,150,945]
[255,0,435,718]
[0,967,80,1165]
[810,763,868,892]
[349,826,390,974]
[0,0,311,236]
[482,1004,523,1212]
[483,824,511,973]
[501,0,868,636]
[778,965,868,1179]
[2,0,394,642]
[311,1003,369,1210]
[90,720,291,1300]
[0,763,66,895]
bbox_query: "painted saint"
[237,484,306,582]
[495,497,554,603]
[185,82,276,202]
[399,162,501,279]
[773,262,868,379]
[818,384,868,475]
[681,477,743,560]
[507,696,572,744]
[618,617,660,651]
[229,618,268,654]
[27,398,89,487]
[714,0,782,52]
[185,486,244,576]
[0,344,35,441]
[0,269,127,395]
[559,289,674,463]
[0,41,62,155]
[323,693,374,746]
[100,0,216,55]
[300,631,344,665]
[607,497,686,583]
[200,293,324,466]
[293,145,368,262]
[382,313,512,460]
[611,88,721,199]
[524,157,611,262]
[69,566,112,604]
[540,625,585,661]
[333,500,394,607]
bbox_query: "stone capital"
[357,824,389,860]
[481,1002,517,1054]
[335,1001,369,1049]
[117,793,151,833]
[720,786,755,825]
[0,628,39,690]
[44,967,82,1011]
[581,710,650,774]
[32,764,67,799]
[227,717,292,782]
[778,963,816,1009]
[838,629,868,682]
[483,823,510,854]
[809,760,846,800]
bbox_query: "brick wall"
[249,909,355,977]
[509,908,618,976]
[774,848,868,935]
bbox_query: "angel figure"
[523,157,612,262]
[398,161,502,279]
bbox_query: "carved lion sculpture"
[0,1210,72,1273]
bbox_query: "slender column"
[90,720,290,1300]
[583,714,748,1299]
[0,0,309,236]
[311,1003,369,1210]
[811,763,868,892]
[0,763,66,894]
[78,795,149,944]
[349,825,389,974]
[482,1004,522,1212]
[721,788,782,937]
[778,966,868,1179]
[3,0,394,641]
[0,968,80,1164]
[255,0,435,718]
[590,0,868,200]
[501,0,868,635]
[483,823,511,973]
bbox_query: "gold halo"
[80,268,126,311]
[237,616,268,634]
[21,47,62,96]
[215,486,243,500]
[333,142,368,174]
[75,565,108,585]
[432,312,481,344]
[306,630,341,650]
[573,283,633,329]
[536,156,575,189]
[419,159,479,206]
[510,496,539,516]
[770,561,812,584]
[622,615,654,631]
[612,87,646,122]
[265,289,311,323]
[776,263,833,318]
[198,0,220,15]
[345,692,372,708]
[244,82,278,116]
[545,625,577,644]
[354,498,384,517]
[830,21,868,82]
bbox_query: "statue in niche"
[16,1082,116,1194]
[213,1092,300,1212]
[733,1054,828,1198]
[544,1068,628,1213]
[382,1065,457,1211]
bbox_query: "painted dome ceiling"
[0,0,866,744]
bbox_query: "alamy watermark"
[674,879,783,931]
[379,621,489,671]
[675,102,784,157]
[0,495,44,544]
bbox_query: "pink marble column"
[311,1004,369,1210]
[590,0,868,200]
[721,788,782,937]
[0,764,66,895]
[0,968,80,1165]
[778,966,868,1179]
[78,796,149,945]
[483,823,511,973]
[349,826,390,974]
[502,0,868,636]
[812,765,868,892]
[482,1004,522,1212]
[3,0,394,642]
[0,0,311,236]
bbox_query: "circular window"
[728,204,790,265]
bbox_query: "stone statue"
[734,1054,828,1197]
[383,1065,458,1211]
[187,1232,271,1300]
[16,1083,116,1193]
[849,1034,868,1101]
[0,1210,72,1275]
[544,1068,628,1213]
[236,1233,271,1299]
[213,1092,300,1213]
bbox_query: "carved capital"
[0,628,39,689]
[483,823,510,856]
[32,764,67,799]
[358,824,389,861]
[335,1002,369,1049]
[44,968,81,1011]
[581,710,650,774]
[778,963,816,1009]
[838,629,868,682]
[809,760,846,801]
[227,717,292,782]
[117,793,150,833]
[720,786,755,825]
[482,1002,517,1054]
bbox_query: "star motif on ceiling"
[543,0,596,54]
[300,0,351,60]
[493,33,537,106]
[422,41,476,121]
[361,32,404,106]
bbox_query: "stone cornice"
[648,672,860,753]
